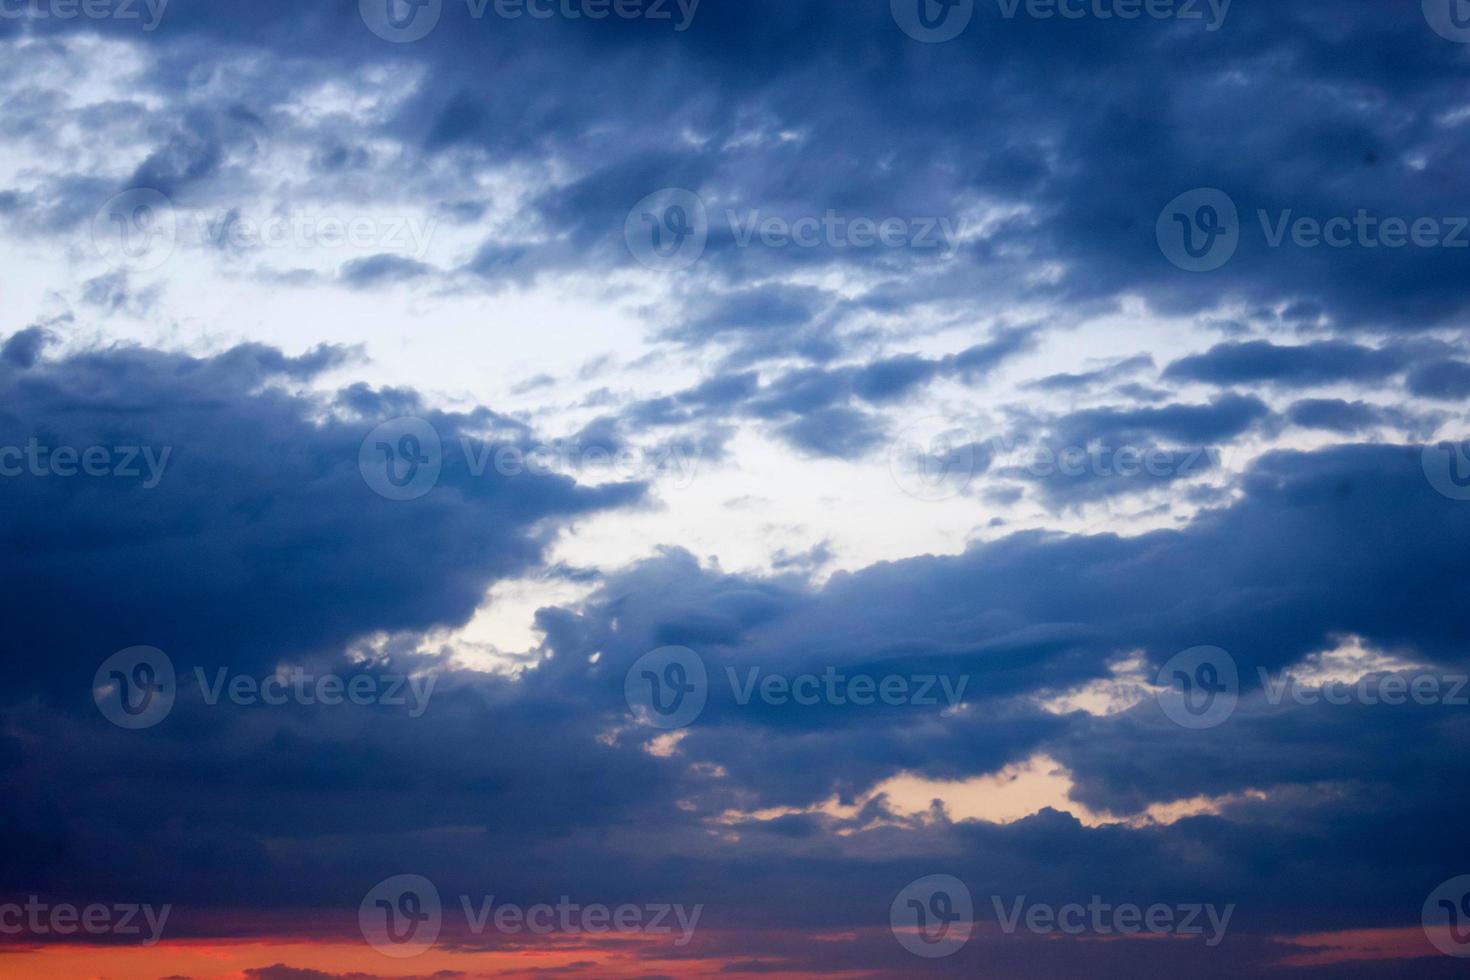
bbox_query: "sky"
[3,0,1470,977]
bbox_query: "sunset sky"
[3,1,1470,977]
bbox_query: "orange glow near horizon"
[0,938,754,980]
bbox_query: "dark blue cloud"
[0,333,642,697]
